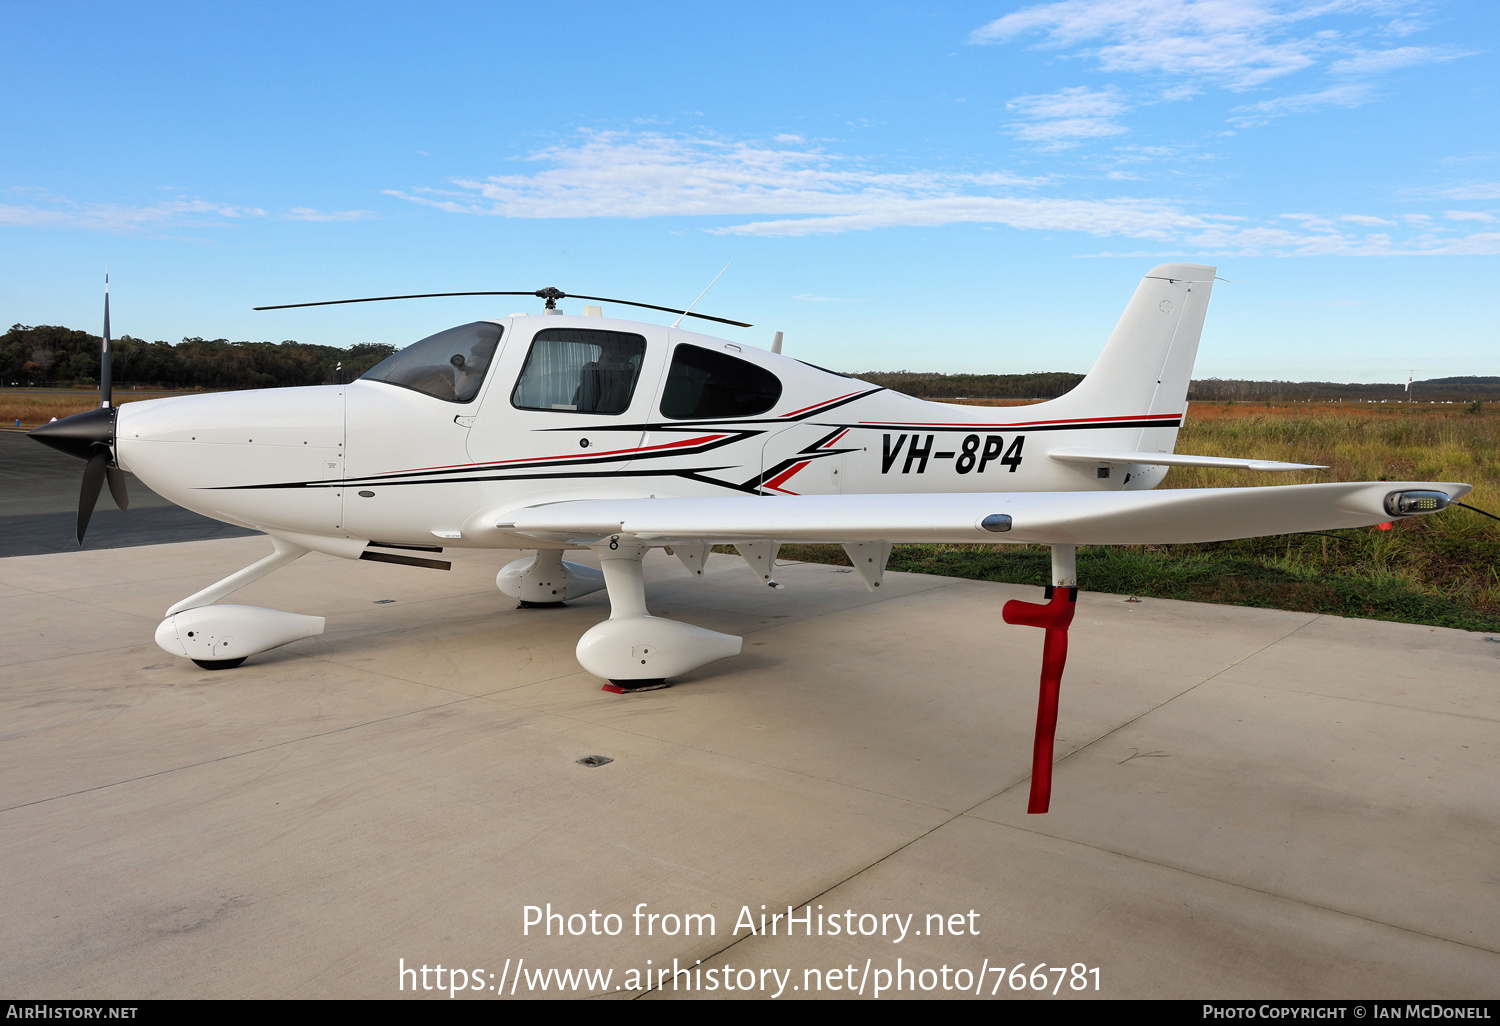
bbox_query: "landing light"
[981,514,1013,533]
[1384,490,1450,517]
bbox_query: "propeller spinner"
[28,275,129,543]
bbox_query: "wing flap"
[1048,447,1326,472]
[503,481,1469,548]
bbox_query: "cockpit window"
[511,328,646,415]
[660,344,783,420]
[360,321,502,403]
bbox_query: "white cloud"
[0,192,375,232]
[1279,212,1337,228]
[1012,117,1131,143]
[1439,152,1496,166]
[386,130,1500,257]
[386,132,1044,224]
[0,195,267,232]
[1440,182,1500,201]
[1445,210,1495,222]
[712,195,1204,238]
[1328,45,1475,75]
[969,1,1454,132]
[1183,222,1500,256]
[1228,81,1377,125]
[1008,84,1130,120]
[1005,86,1130,146]
[281,207,378,222]
[969,0,1421,90]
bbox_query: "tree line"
[6,324,1496,402]
[2,324,396,389]
[858,370,1500,402]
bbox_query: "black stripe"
[837,419,1181,433]
[332,431,761,487]
[535,388,884,431]
[211,466,749,492]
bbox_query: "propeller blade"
[565,293,752,328]
[100,273,113,408]
[106,465,130,510]
[78,448,109,544]
[254,292,538,310]
[254,289,753,327]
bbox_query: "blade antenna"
[672,263,731,328]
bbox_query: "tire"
[192,657,247,670]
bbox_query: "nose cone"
[28,407,115,461]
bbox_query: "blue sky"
[2,0,1496,380]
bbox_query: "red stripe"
[380,433,727,476]
[857,413,1180,429]
[763,461,810,494]
[823,428,850,448]
[782,391,862,418]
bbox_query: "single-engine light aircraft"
[30,266,1471,812]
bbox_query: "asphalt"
[0,429,256,555]
[2,530,1497,1000]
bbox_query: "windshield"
[360,321,502,403]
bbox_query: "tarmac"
[0,429,256,556]
[1,440,1498,999]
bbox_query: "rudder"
[1045,262,1216,421]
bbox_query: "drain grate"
[576,755,613,768]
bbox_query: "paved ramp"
[1,538,1497,998]
[0,429,255,556]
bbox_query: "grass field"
[0,388,196,429]
[9,389,1497,629]
[784,400,1500,632]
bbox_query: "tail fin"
[1044,263,1216,421]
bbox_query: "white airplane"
[30,264,1469,812]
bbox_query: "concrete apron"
[1,537,1496,999]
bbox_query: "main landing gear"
[495,547,605,607]
[575,538,741,693]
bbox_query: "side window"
[660,344,783,420]
[360,321,501,403]
[511,328,646,415]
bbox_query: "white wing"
[502,481,1469,547]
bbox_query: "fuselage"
[115,314,1178,550]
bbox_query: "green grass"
[776,535,1500,633]
[781,401,1498,632]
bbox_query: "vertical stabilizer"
[1046,263,1215,421]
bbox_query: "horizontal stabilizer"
[1048,447,1326,473]
[500,481,1469,548]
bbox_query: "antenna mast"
[672,263,732,328]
